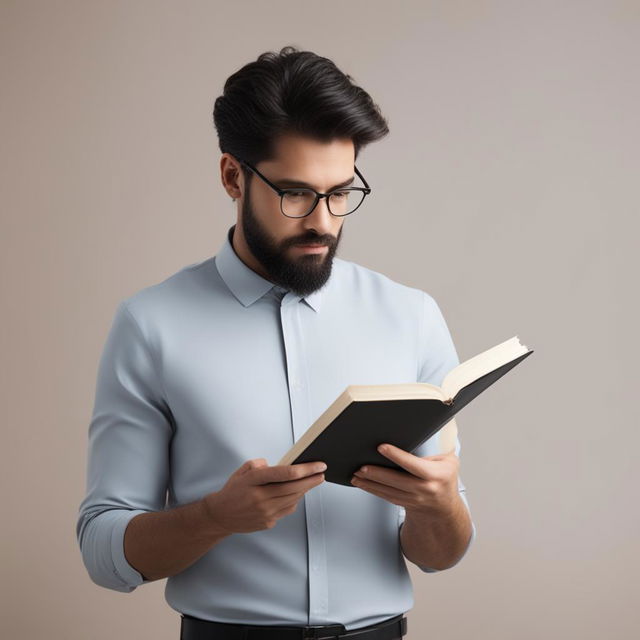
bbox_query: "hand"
[350,443,460,517]
[202,458,326,535]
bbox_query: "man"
[77,46,475,640]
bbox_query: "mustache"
[289,236,334,247]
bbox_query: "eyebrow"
[273,176,356,191]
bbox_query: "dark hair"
[213,45,389,182]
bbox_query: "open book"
[277,336,533,486]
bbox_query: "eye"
[285,190,312,198]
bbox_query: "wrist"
[199,494,233,540]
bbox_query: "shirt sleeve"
[398,292,477,573]
[76,301,173,592]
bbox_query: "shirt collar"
[214,225,325,313]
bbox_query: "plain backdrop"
[1,1,638,639]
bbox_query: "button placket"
[280,298,329,623]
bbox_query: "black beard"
[239,189,343,298]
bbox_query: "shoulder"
[331,256,435,309]
[116,256,217,329]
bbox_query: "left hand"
[350,443,460,516]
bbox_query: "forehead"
[261,134,355,178]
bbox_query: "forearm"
[123,496,230,581]
[400,492,473,571]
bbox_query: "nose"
[304,195,335,231]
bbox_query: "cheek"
[256,202,289,238]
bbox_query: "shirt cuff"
[110,509,150,590]
[78,507,152,592]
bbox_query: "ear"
[220,153,243,200]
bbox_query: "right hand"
[202,458,327,535]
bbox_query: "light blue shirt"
[76,224,475,630]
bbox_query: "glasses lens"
[327,189,366,216]
[281,190,317,217]
[281,189,366,217]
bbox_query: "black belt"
[180,613,408,640]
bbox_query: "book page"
[437,416,458,455]
[443,335,529,398]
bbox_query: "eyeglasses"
[235,156,372,218]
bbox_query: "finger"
[250,462,327,486]
[264,472,325,497]
[423,451,458,462]
[272,497,301,518]
[353,466,415,492]
[376,444,438,479]
[351,475,411,506]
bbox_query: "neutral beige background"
[1,1,638,638]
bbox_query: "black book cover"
[291,350,533,486]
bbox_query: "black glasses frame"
[235,156,372,218]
